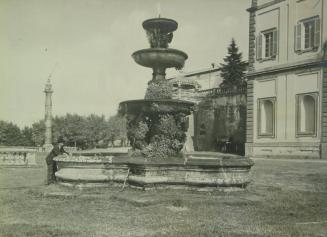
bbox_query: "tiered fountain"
[119,17,194,159]
[54,17,254,190]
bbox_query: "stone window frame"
[295,92,319,137]
[256,27,278,62]
[294,16,320,53]
[257,97,276,138]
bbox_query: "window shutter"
[256,34,262,60]
[273,29,278,56]
[314,18,320,48]
[294,23,302,51]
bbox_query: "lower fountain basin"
[132,48,188,69]
[119,99,194,115]
[54,152,254,190]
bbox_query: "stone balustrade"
[0,150,38,166]
[198,86,247,97]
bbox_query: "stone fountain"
[119,17,194,159]
[54,17,254,190]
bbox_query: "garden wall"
[0,150,48,188]
[194,93,246,154]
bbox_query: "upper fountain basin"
[142,18,178,33]
[132,48,188,69]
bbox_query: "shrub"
[144,80,173,100]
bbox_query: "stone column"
[43,79,53,152]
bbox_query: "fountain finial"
[157,2,161,18]
[134,17,186,81]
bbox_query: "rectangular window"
[257,97,276,138]
[256,28,278,61]
[296,93,318,136]
[295,17,320,52]
[264,31,274,58]
[304,21,315,49]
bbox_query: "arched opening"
[297,94,316,135]
[258,98,275,137]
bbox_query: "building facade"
[246,0,327,158]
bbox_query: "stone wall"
[0,151,38,166]
[0,150,48,188]
[194,93,247,154]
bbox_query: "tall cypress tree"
[219,39,247,89]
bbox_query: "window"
[264,31,274,58]
[296,93,318,136]
[256,28,278,61]
[257,97,276,137]
[295,17,320,52]
[304,21,315,48]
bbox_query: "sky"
[0,0,251,128]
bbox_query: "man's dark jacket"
[46,145,68,164]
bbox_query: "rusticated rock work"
[119,98,194,159]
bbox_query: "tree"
[219,39,247,89]
[21,126,34,146]
[114,115,127,146]
[105,114,127,147]
[31,120,45,146]
[0,121,35,146]
[28,113,128,150]
[52,114,87,148]
[0,121,22,146]
[84,114,107,149]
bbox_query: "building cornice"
[184,67,221,77]
[167,67,221,80]
[247,59,327,78]
[247,0,285,12]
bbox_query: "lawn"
[1,158,327,237]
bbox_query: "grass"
[0,158,327,236]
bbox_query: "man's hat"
[57,136,65,144]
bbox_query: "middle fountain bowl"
[132,48,188,69]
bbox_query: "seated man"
[46,136,69,184]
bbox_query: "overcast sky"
[0,0,251,128]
